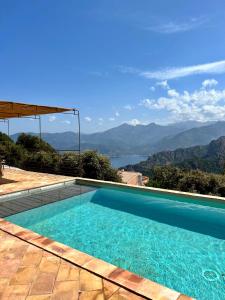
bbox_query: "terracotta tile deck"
[0,169,194,300]
[0,168,74,196]
[0,229,147,300]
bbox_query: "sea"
[59,151,148,169]
[109,154,148,168]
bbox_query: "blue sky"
[1,0,225,133]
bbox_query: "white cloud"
[156,80,170,89]
[124,105,133,111]
[62,120,71,125]
[146,17,207,34]
[109,117,115,121]
[150,86,155,92]
[115,111,120,117]
[202,79,218,88]
[84,116,92,122]
[127,119,141,126]
[120,60,225,81]
[140,84,225,122]
[98,117,103,122]
[48,116,56,122]
[167,89,179,97]
[140,60,225,80]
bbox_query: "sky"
[1,0,225,133]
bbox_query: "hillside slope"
[125,136,225,174]
[152,121,225,152]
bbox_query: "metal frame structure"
[0,102,81,168]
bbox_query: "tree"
[0,133,23,167]
[147,165,225,197]
[98,155,121,182]
[58,153,83,177]
[0,132,121,183]
[82,150,121,182]
[22,151,59,173]
[16,133,55,153]
[148,166,183,189]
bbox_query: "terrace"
[0,168,191,300]
[0,100,194,299]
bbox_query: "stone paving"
[0,225,146,299]
[0,168,74,196]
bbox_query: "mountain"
[152,121,225,153]
[125,136,225,174]
[10,121,209,155]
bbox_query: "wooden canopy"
[0,100,75,119]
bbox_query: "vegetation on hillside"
[145,166,225,197]
[126,136,225,174]
[17,133,56,153]
[0,132,121,182]
[123,136,225,197]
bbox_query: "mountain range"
[124,136,225,174]
[11,120,224,156]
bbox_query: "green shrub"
[81,150,121,182]
[22,151,59,173]
[16,133,55,153]
[58,153,83,177]
[147,165,225,197]
[0,132,120,182]
[148,166,183,189]
[0,133,24,167]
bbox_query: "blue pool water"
[7,186,225,299]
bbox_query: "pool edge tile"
[0,219,195,300]
[177,295,195,300]
[83,258,117,277]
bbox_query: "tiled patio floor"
[0,230,145,300]
[0,168,74,196]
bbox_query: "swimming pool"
[6,182,225,299]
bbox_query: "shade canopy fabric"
[0,100,75,119]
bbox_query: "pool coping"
[75,177,225,204]
[1,175,225,204]
[0,219,193,300]
[0,177,213,300]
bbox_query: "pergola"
[0,100,80,153]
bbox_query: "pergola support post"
[38,116,42,141]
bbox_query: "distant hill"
[152,121,225,152]
[11,121,210,155]
[125,136,225,174]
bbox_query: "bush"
[16,133,55,153]
[147,165,225,197]
[98,154,121,182]
[81,150,103,179]
[178,171,215,194]
[58,153,83,177]
[148,166,183,189]
[0,132,120,182]
[22,151,59,173]
[82,151,121,182]
[0,132,120,183]
[0,133,24,167]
